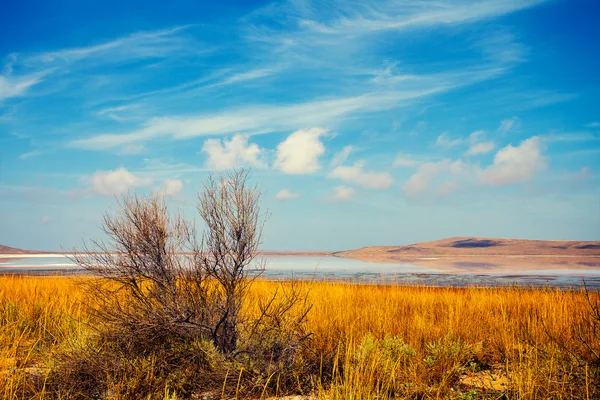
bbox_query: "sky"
[0,0,599,251]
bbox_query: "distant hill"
[335,237,600,264]
[0,244,44,254]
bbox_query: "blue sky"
[1,0,599,251]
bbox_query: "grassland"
[1,275,599,399]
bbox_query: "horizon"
[1,0,599,251]
[3,235,600,254]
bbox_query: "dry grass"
[1,275,599,399]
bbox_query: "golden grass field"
[1,275,599,399]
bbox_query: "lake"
[1,255,599,288]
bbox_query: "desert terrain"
[334,237,600,273]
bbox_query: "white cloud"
[465,130,494,155]
[118,144,146,155]
[498,116,521,134]
[329,161,393,189]
[97,104,141,122]
[201,134,266,170]
[586,122,600,128]
[392,153,418,167]
[274,128,327,174]
[435,133,463,148]
[0,73,45,102]
[286,0,547,36]
[30,26,193,65]
[2,26,199,104]
[65,29,531,154]
[160,179,184,197]
[402,160,463,198]
[330,145,353,167]
[543,131,600,143]
[468,130,485,142]
[465,141,495,156]
[479,136,546,186]
[326,185,355,202]
[275,189,301,201]
[401,136,548,196]
[88,168,152,196]
[142,158,207,177]
[218,67,281,86]
[19,150,42,160]
[69,90,443,151]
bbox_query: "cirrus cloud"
[0,73,45,102]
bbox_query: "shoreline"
[2,252,600,277]
[0,251,334,259]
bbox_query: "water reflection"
[1,255,599,289]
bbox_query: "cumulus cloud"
[399,135,545,197]
[201,134,265,170]
[275,189,301,201]
[402,160,463,198]
[329,161,393,189]
[498,116,521,134]
[274,128,327,174]
[89,168,152,196]
[326,186,355,202]
[392,153,418,167]
[478,136,546,186]
[436,130,495,155]
[160,179,183,197]
[465,141,495,155]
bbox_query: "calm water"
[1,255,599,288]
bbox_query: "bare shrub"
[63,169,314,397]
[196,169,265,353]
[72,193,214,350]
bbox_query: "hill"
[0,244,42,254]
[335,237,600,265]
